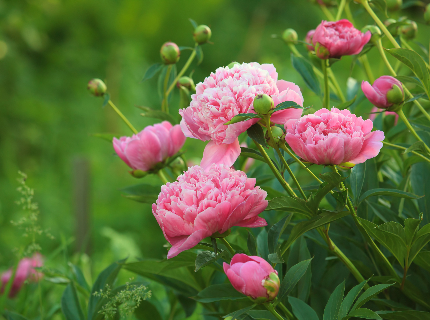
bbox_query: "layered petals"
[201,140,241,169]
[362,76,404,109]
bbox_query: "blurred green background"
[1,0,429,278]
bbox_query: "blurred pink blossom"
[152,164,268,259]
[305,29,316,51]
[369,107,399,125]
[113,121,185,172]
[362,76,404,109]
[179,62,303,169]
[240,142,255,172]
[285,108,384,165]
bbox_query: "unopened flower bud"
[282,28,298,44]
[87,78,107,97]
[386,84,404,105]
[160,42,180,64]
[177,76,195,90]
[271,126,284,143]
[384,19,399,36]
[386,0,402,11]
[399,20,417,40]
[362,76,404,110]
[425,4,430,24]
[315,42,330,59]
[130,169,148,178]
[253,94,274,115]
[193,25,211,44]
[361,25,381,44]
[227,61,240,69]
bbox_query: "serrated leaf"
[336,96,357,110]
[350,162,366,206]
[268,252,284,263]
[62,283,85,320]
[225,113,261,125]
[142,63,163,81]
[247,123,267,148]
[266,196,312,216]
[347,308,382,319]
[352,283,394,310]
[278,259,312,301]
[358,188,420,204]
[289,296,319,320]
[403,141,429,156]
[247,231,258,256]
[193,283,246,303]
[338,280,368,320]
[138,106,177,124]
[307,172,345,214]
[323,280,345,320]
[291,54,321,96]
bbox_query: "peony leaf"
[346,308,382,319]
[268,214,293,254]
[358,188,420,205]
[188,18,198,29]
[288,297,319,320]
[351,283,394,311]
[225,113,260,125]
[271,101,302,113]
[193,283,247,303]
[247,123,268,147]
[196,46,203,65]
[266,196,312,216]
[338,280,368,320]
[247,231,258,256]
[3,312,30,320]
[141,63,163,82]
[350,162,366,206]
[278,259,312,302]
[120,183,161,204]
[62,283,85,320]
[291,54,321,96]
[378,311,430,320]
[335,95,357,110]
[224,305,256,319]
[323,280,345,320]
[411,162,430,224]
[138,106,178,124]
[370,0,388,18]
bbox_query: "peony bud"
[282,28,298,44]
[160,42,180,64]
[399,20,417,40]
[384,19,399,37]
[87,78,107,97]
[386,83,404,105]
[177,76,195,90]
[271,126,284,143]
[362,76,404,110]
[193,25,212,44]
[227,61,240,69]
[224,254,280,302]
[425,4,430,24]
[386,0,402,11]
[361,25,381,44]
[253,94,274,115]
[305,30,316,51]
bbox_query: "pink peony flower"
[179,62,303,169]
[113,121,186,172]
[223,254,280,301]
[152,164,268,259]
[312,19,371,59]
[1,253,43,298]
[305,29,316,51]
[240,142,255,172]
[362,76,404,109]
[369,107,399,125]
[285,108,384,165]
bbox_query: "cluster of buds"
[384,18,417,39]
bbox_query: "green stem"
[253,140,297,197]
[276,148,306,199]
[320,4,335,21]
[327,68,346,102]
[359,55,375,83]
[166,48,197,97]
[382,141,430,164]
[375,39,430,122]
[398,109,430,153]
[157,170,170,184]
[162,65,173,113]
[322,59,330,108]
[336,0,347,20]
[362,0,400,49]
[108,100,138,134]
[218,238,235,256]
[278,302,295,320]
[265,302,287,320]
[344,1,355,24]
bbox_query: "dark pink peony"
[305,29,316,51]
[179,62,303,169]
[113,121,185,172]
[1,253,43,298]
[362,76,404,109]
[224,254,280,301]
[285,108,384,165]
[312,19,371,59]
[152,164,268,259]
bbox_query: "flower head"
[152,164,268,258]
[113,121,185,173]
[362,76,404,110]
[312,19,371,59]
[224,254,279,301]
[305,29,316,51]
[179,62,303,168]
[285,108,384,165]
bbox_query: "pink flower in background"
[285,108,384,165]
[240,142,255,172]
[369,107,399,125]
[305,29,316,51]
[153,164,268,259]
[224,254,280,301]
[113,121,185,172]
[179,62,303,169]
[362,76,404,109]
[312,19,371,59]
[1,253,43,298]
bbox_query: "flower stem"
[265,302,288,320]
[218,237,235,256]
[278,302,295,320]
[401,264,409,290]
[361,0,400,49]
[322,59,330,108]
[336,0,346,20]
[162,65,173,113]
[108,100,138,134]
[327,68,346,102]
[275,148,306,199]
[166,47,197,97]
[398,109,430,153]
[382,141,430,164]
[253,140,297,198]
[320,4,335,21]
[157,170,170,184]
[359,55,375,83]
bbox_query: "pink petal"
[349,130,384,164]
[239,261,269,298]
[167,229,209,259]
[260,64,278,82]
[225,267,246,295]
[200,139,241,169]
[169,125,186,156]
[193,202,232,234]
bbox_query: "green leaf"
[411,162,430,224]
[323,280,345,320]
[120,183,160,204]
[352,283,394,310]
[288,236,312,302]
[247,231,258,256]
[379,311,430,320]
[307,172,345,214]
[247,310,280,320]
[225,113,261,125]
[224,305,256,319]
[4,312,29,320]
[91,133,119,142]
[257,228,269,261]
[278,259,312,301]
[142,63,163,81]
[195,250,227,272]
[350,162,366,205]
[410,117,430,132]
[178,46,194,51]
[196,46,203,65]
[404,218,421,245]
[62,283,85,320]
[395,76,425,91]
[268,214,293,254]
[189,18,198,29]
[247,123,267,148]
[358,188,420,205]
[372,299,412,311]
[240,147,266,163]
[266,196,312,216]
[134,300,163,320]
[370,0,388,17]
[338,280,368,320]
[179,86,191,110]
[138,106,177,124]
[102,93,110,108]
[409,224,430,266]
[347,308,382,319]
[193,283,246,303]
[403,141,429,156]
[291,54,321,96]
[405,93,426,104]
[288,296,319,320]
[336,96,357,110]
[386,48,430,98]
[271,101,302,113]
[413,250,430,271]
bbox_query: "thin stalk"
[359,55,375,83]
[336,0,347,20]
[218,238,235,256]
[327,68,346,102]
[161,65,173,113]
[344,1,355,24]
[265,302,287,320]
[375,39,430,122]
[362,0,400,49]
[108,100,138,134]
[401,264,409,290]
[278,302,295,320]
[398,109,430,153]
[322,59,330,108]
[253,140,297,198]
[166,48,197,97]
[157,170,170,184]
[320,4,335,21]
[38,281,44,320]
[275,148,306,199]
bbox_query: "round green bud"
[193,25,212,44]
[225,318,233,320]
[227,61,240,69]
[384,18,399,36]
[253,94,274,115]
[271,126,284,143]
[361,25,381,44]
[177,76,195,90]
[315,42,330,60]
[386,0,402,11]
[282,28,298,44]
[425,4,430,24]
[87,78,107,97]
[386,84,404,105]
[399,20,417,40]
[160,42,180,64]
[130,169,148,178]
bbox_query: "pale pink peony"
[369,107,399,125]
[285,108,384,165]
[152,164,268,259]
[224,254,280,301]
[179,62,303,169]
[305,29,316,51]
[362,76,404,109]
[113,121,185,172]
[1,253,43,298]
[312,20,371,59]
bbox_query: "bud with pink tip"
[88,78,107,97]
[361,76,404,110]
[312,19,371,59]
[305,30,315,51]
[224,254,280,302]
[160,42,180,64]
